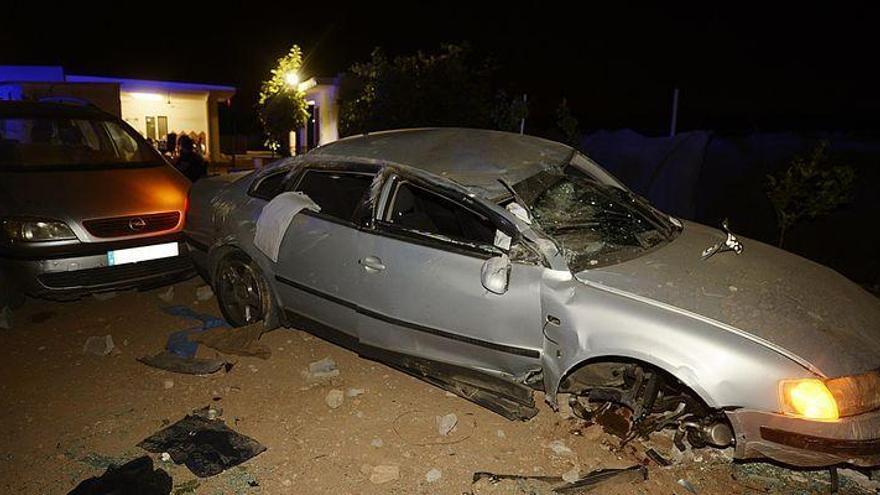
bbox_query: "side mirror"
[481,254,511,295]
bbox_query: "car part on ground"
[67,456,172,495]
[471,464,647,494]
[138,406,265,478]
[138,351,228,375]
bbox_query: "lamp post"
[285,71,300,88]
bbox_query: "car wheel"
[214,253,272,327]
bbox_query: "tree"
[490,90,529,133]
[765,140,855,247]
[555,98,580,147]
[339,44,498,136]
[257,45,309,154]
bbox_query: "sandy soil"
[0,277,876,494]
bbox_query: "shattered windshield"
[513,153,678,271]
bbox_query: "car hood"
[576,221,880,377]
[0,165,189,238]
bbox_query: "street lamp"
[284,71,300,88]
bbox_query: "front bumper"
[0,235,194,299]
[726,408,880,467]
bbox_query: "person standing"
[173,134,207,182]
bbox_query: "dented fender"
[539,271,817,412]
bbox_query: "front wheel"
[214,253,272,327]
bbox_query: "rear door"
[273,165,376,342]
[357,174,544,377]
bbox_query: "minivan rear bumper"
[0,233,194,299]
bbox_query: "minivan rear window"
[0,117,157,169]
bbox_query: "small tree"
[257,45,309,154]
[556,98,580,147]
[766,140,855,247]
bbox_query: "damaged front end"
[557,360,735,454]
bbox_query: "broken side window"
[294,169,375,223]
[386,182,497,247]
[249,169,289,200]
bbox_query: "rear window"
[0,117,157,169]
[294,170,375,223]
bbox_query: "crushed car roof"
[309,128,574,198]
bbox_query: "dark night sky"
[4,1,879,135]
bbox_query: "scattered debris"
[496,429,506,438]
[138,351,228,376]
[646,448,672,466]
[195,285,214,302]
[92,291,117,301]
[163,379,174,390]
[346,387,365,397]
[0,306,11,330]
[368,464,400,484]
[138,406,266,477]
[370,438,384,448]
[546,439,574,457]
[677,478,699,494]
[158,286,175,303]
[325,389,344,409]
[304,357,339,381]
[191,322,270,359]
[425,468,442,483]
[161,305,226,328]
[471,465,647,495]
[436,413,458,436]
[68,456,171,495]
[83,335,115,356]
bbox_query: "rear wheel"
[214,253,270,327]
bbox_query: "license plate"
[107,242,179,266]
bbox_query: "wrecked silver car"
[184,128,880,468]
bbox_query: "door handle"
[360,256,386,273]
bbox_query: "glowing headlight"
[780,378,839,421]
[1,218,77,242]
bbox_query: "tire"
[213,252,275,328]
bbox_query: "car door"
[357,174,544,377]
[272,165,376,343]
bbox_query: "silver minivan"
[0,101,192,309]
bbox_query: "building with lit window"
[0,65,235,161]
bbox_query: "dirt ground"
[1,277,877,495]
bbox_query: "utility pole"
[669,87,679,137]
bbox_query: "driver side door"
[356,174,544,377]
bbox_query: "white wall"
[119,90,209,143]
[305,83,339,146]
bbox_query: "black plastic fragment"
[138,410,265,477]
[67,456,171,495]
